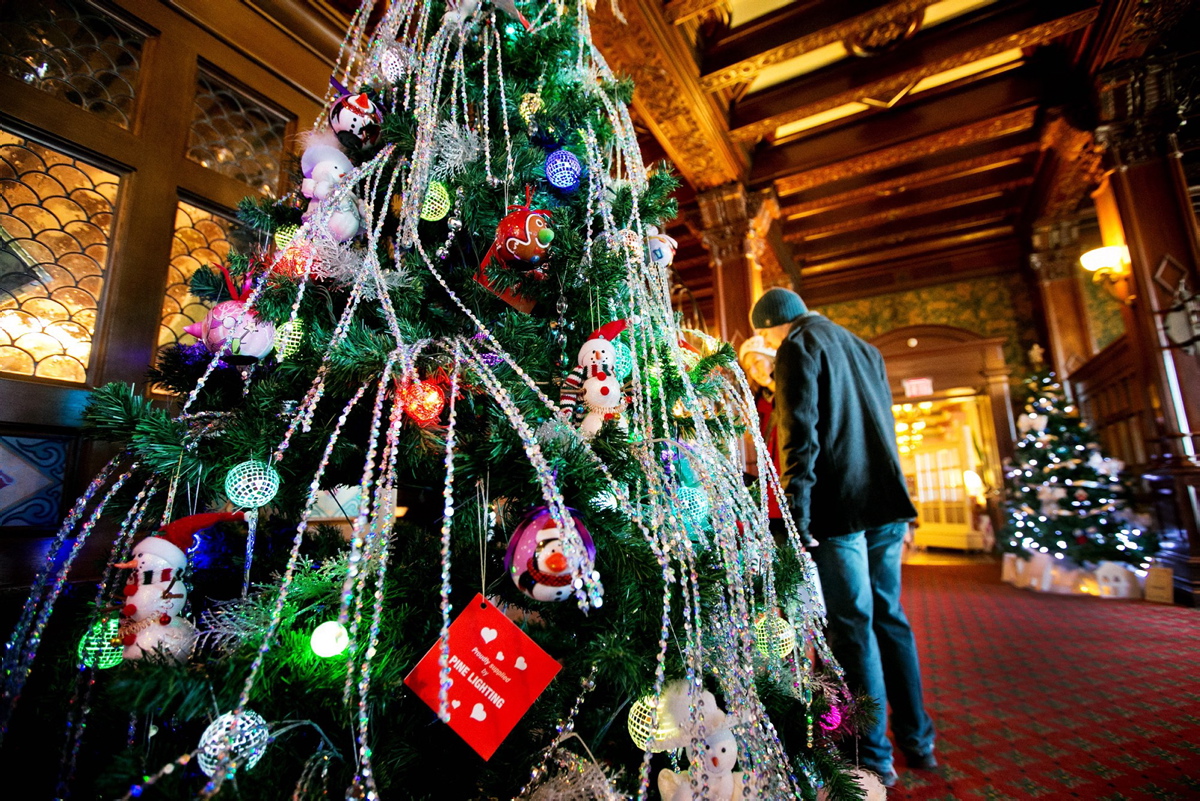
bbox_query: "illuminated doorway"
[894,397,993,550]
[872,325,1016,552]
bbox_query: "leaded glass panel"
[0,0,144,130]
[159,201,252,349]
[187,70,288,198]
[0,130,120,382]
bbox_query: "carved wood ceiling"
[286,0,1190,324]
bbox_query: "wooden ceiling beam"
[781,130,1040,205]
[792,206,1014,257]
[755,69,1042,188]
[803,227,1016,275]
[729,0,1095,143]
[783,144,1040,220]
[800,237,1022,305]
[782,164,1036,232]
[700,0,939,93]
[787,178,1031,242]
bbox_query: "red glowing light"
[400,380,445,425]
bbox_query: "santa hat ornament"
[576,319,628,375]
[327,78,382,148]
[117,511,246,579]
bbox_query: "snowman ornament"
[580,370,626,438]
[559,319,628,420]
[300,133,363,243]
[117,512,243,662]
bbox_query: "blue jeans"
[811,520,935,771]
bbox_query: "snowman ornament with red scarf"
[558,319,628,424]
[117,512,243,662]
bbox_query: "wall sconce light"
[1079,245,1133,304]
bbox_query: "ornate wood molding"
[781,142,1040,219]
[1095,51,1196,168]
[1029,219,1082,282]
[663,0,729,25]
[729,6,1096,144]
[802,227,1014,276]
[1034,114,1105,221]
[699,0,938,93]
[590,0,746,190]
[774,106,1037,196]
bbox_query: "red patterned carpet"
[885,562,1200,800]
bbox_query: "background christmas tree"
[1001,346,1158,568]
[0,1,871,799]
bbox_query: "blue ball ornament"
[545,150,582,191]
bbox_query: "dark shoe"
[863,763,899,787]
[876,768,899,787]
[905,750,938,770]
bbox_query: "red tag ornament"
[403,594,561,759]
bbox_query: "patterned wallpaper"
[1078,270,1125,353]
[814,273,1039,370]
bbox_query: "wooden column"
[696,184,799,346]
[1095,52,1200,604]
[1029,219,1093,377]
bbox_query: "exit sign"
[903,377,933,397]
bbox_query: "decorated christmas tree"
[1001,346,1157,568]
[0,1,872,798]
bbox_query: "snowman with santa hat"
[559,319,630,436]
[117,511,243,662]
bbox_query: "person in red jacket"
[739,335,784,531]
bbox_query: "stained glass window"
[0,0,144,130]
[188,69,288,198]
[159,201,252,349]
[0,130,119,382]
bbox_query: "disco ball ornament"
[225,461,281,509]
[545,150,582,191]
[753,613,797,658]
[273,224,299,249]
[380,47,405,84]
[78,616,122,670]
[673,485,710,526]
[310,620,349,658]
[519,91,543,125]
[197,709,270,777]
[612,340,633,382]
[399,380,446,425]
[420,180,452,221]
[274,319,304,361]
[626,694,676,752]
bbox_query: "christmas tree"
[0,1,870,798]
[1001,346,1158,568]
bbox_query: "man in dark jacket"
[752,287,935,787]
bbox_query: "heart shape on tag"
[495,651,505,661]
[480,627,498,643]
[451,699,461,708]
[515,656,527,670]
[470,703,487,721]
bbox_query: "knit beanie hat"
[750,288,807,329]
